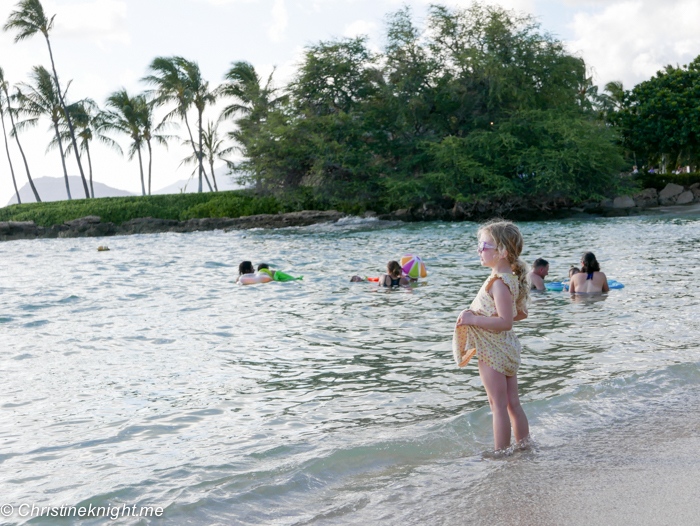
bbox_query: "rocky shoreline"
[1,183,699,243]
[378,182,700,222]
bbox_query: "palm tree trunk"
[183,112,202,193]
[1,109,21,204]
[86,143,95,198]
[198,108,212,192]
[44,35,90,199]
[3,86,40,202]
[136,143,146,196]
[147,138,153,195]
[53,122,72,200]
[209,158,218,191]
[202,164,213,191]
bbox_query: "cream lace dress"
[452,272,522,376]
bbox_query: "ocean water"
[1,208,700,525]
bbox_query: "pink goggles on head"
[477,241,497,253]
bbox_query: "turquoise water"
[1,211,700,525]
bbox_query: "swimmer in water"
[528,258,549,291]
[377,261,409,287]
[569,253,609,294]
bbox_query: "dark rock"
[613,196,635,209]
[64,215,101,227]
[390,209,412,220]
[633,188,658,208]
[0,220,39,241]
[119,217,180,234]
[659,183,684,205]
[676,190,694,205]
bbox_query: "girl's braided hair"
[478,219,530,311]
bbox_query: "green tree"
[611,59,700,170]
[143,56,215,192]
[0,67,22,203]
[4,0,90,198]
[15,65,73,199]
[52,100,123,198]
[101,89,148,195]
[224,2,623,209]
[0,66,39,202]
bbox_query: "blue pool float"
[545,279,624,291]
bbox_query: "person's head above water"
[580,252,601,274]
[239,261,254,275]
[532,258,549,277]
[387,261,402,279]
[257,263,270,271]
[569,267,580,278]
[477,219,529,311]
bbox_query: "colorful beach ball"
[401,254,427,279]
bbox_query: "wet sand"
[454,404,700,525]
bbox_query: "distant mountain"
[153,166,244,195]
[6,176,136,206]
[5,167,245,207]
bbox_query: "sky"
[1,0,699,205]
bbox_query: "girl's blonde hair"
[478,219,530,311]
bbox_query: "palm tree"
[180,120,233,191]
[0,68,21,204]
[51,99,123,198]
[101,89,148,196]
[602,81,625,112]
[218,62,287,191]
[143,56,215,192]
[139,102,172,195]
[4,0,90,198]
[0,66,39,201]
[15,65,73,199]
[218,61,286,122]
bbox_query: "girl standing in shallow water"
[453,220,530,452]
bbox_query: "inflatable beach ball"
[401,254,427,279]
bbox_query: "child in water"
[236,261,255,283]
[378,261,410,287]
[453,220,530,452]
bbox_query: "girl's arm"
[514,307,528,321]
[569,276,577,294]
[457,279,515,332]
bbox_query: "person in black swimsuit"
[378,261,409,287]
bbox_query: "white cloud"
[567,0,700,88]
[47,0,130,45]
[268,0,288,43]
[413,0,536,13]
[343,19,377,38]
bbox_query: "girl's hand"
[457,310,477,326]
[514,306,528,321]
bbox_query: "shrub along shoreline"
[1,177,700,243]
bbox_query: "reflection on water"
[1,213,700,525]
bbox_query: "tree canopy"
[223,4,625,210]
[610,58,700,170]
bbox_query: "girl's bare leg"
[478,361,511,450]
[506,373,529,442]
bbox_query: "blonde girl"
[453,220,530,451]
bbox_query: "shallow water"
[1,212,700,525]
